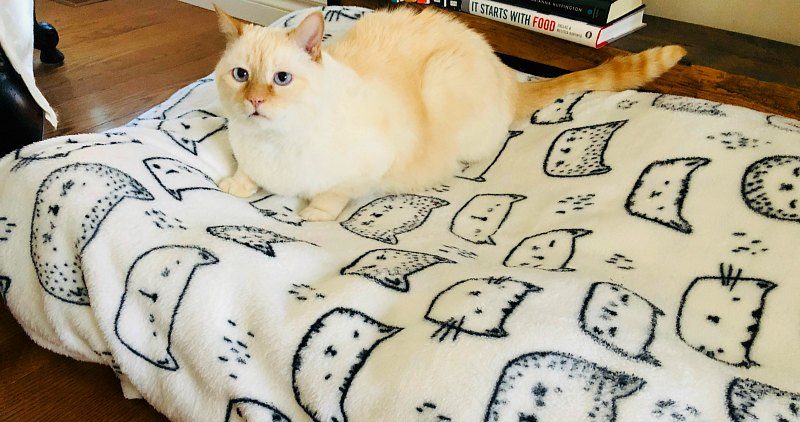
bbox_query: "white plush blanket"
[2,6,799,422]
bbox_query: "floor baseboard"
[180,0,322,25]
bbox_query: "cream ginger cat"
[214,7,685,221]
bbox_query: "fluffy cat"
[214,7,686,221]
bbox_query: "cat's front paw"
[219,176,258,198]
[299,205,338,222]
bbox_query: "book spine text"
[462,0,601,47]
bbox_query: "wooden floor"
[1,0,224,420]
[36,0,226,138]
[614,15,800,90]
[2,0,799,420]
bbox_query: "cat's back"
[327,8,493,77]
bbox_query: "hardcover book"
[462,0,646,48]
[497,0,643,25]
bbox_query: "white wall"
[181,0,322,26]
[646,0,800,45]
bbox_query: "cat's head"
[213,7,325,127]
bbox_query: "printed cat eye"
[273,71,293,86]
[231,67,249,82]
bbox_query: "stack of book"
[393,0,646,48]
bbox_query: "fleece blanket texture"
[1,6,799,422]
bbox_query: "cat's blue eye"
[273,71,292,86]
[231,67,249,82]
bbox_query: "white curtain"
[0,0,58,128]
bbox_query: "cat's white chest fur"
[227,107,395,199]
[224,55,414,200]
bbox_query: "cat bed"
[2,6,800,421]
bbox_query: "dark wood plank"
[615,15,800,90]
[34,0,226,138]
[0,306,166,421]
[343,0,800,120]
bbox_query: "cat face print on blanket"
[626,157,710,234]
[207,225,314,258]
[727,378,800,422]
[340,195,449,244]
[530,92,586,125]
[652,94,726,116]
[457,131,523,182]
[250,194,306,226]
[485,351,645,421]
[156,110,227,155]
[425,277,541,341]
[579,282,664,365]
[293,307,401,422]
[340,249,453,292]
[12,132,140,171]
[503,229,592,271]
[742,155,800,222]
[677,266,775,367]
[224,398,291,422]
[31,163,154,305]
[115,245,219,370]
[767,115,800,134]
[144,157,218,200]
[544,121,627,177]
[450,194,525,245]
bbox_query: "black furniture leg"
[0,48,44,156]
[33,9,64,66]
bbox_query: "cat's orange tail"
[513,45,687,121]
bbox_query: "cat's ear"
[289,11,324,62]
[214,5,246,40]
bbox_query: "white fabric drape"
[0,0,58,127]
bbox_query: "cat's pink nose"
[248,97,264,108]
